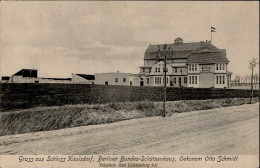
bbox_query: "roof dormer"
[174,37,183,44]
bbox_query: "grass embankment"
[0,97,258,136]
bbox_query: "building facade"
[94,72,130,86]
[137,37,232,88]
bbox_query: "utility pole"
[158,44,170,117]
[249,58,258,104]
[163,44,167,117]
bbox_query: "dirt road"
[0,103,258,155]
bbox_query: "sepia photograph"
[0,1,259,168]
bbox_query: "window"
[158,68,160,73]
[223,76,225,84]
[115,78,118,82]
[123,78,126,82]
[216,76,218,84]
[173,77,176,84]
[223,64,225,70]
[195,76,197,84]
[175,68,177,73]
[192,64,194,71]
[220,64,222,70]
[155,77,161,84]
[219,76,222,84]
[141,78,143,80]
[147,78,149,84]
[155,68,157,73]
[143,69,145,72]
[216,64,219,70]
[184,77,187,84]
[192,76,194,84]
[167,77,169,84]
[195,64,197,71]
[189,76,191,84]
[188,65,191,71]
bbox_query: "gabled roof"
[192,42,220,52]
[144,41,218,60]
[187,51,229,64]
[2,76,10,80]
[146,42,201,53]
[76,74,95,80]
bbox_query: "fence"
[0,83,258,111]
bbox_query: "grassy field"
[0,97,258,136]
[0,83,259,111]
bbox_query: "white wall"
[94,73,130,86]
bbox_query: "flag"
[211,27,216,32]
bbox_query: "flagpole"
[211,27,212,43]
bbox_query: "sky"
[0,1,259,78]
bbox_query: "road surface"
[0,103,259,154]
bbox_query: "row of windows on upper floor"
[216,64,226,71]
[188,64,198,71]
[142,63,227,73]
[188,64,226,72]
[143,67,185,73]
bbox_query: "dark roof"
[192,42,221,52]
[140,65,152,68]
[76,74,95,80]
[187,51,229,64]
[145,42,203,60]
[13,69,38,78]
[41,77,72,81]
[2,76,10,80]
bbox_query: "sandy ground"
[0,103,259,155]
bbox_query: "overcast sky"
[0,1,259,78]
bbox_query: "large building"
[135,37,232,88]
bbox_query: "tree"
[249,58,258,104]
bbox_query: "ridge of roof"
[146,42,201,53]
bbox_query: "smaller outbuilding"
[94,71,130,86]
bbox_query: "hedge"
[0,83,258,111]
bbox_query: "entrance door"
[140,81,144,86]
[179,77,182,87]
[105,81,108,85]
